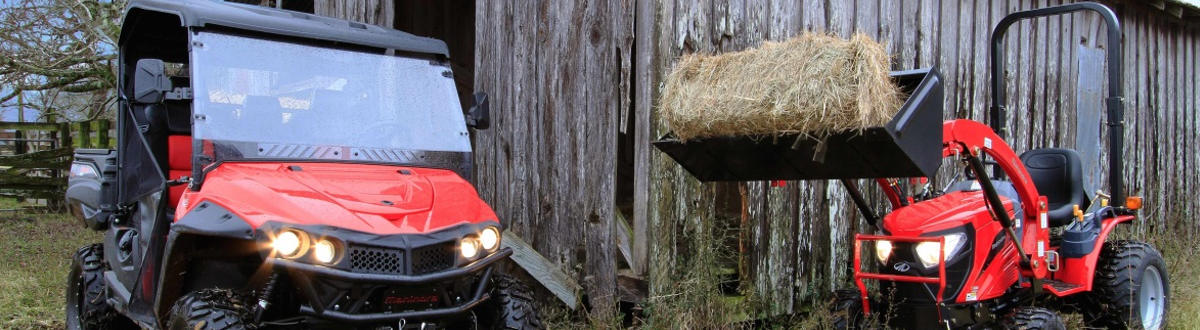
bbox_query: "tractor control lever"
[965,155,1033,269]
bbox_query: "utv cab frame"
[65,1,536,329]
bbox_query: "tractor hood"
[882,191,1016,236]
[176,162,496,235]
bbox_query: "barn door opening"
[393,1,476,108]
[272,1,476,107]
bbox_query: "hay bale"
[660,32,904,141]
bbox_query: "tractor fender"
[1052,209,1137,293]
[1081,213,1138,289]
[152,200,256,325]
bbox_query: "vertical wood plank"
[917,0,938,70]
[935,0,957,119]
[899,0,918,69]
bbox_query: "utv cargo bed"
[652,68,943,181]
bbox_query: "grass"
[0,207,101,329]
[1,208,1195,329]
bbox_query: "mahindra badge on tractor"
[654,2,1168,329]
[63,1,539,329]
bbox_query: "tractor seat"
[1020,148,1089,227]
[167,135,192,208]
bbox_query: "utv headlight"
[875,240,893,264]
[460,237,480,259]
[915,233,966,268]
[313,239,338,264]
[480,226,501,251]
[274,231,305,258]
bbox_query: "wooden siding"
[470,0,1200,315]
[473,1,631,314]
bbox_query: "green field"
[2,210,1195,329]
[0,210,101,329]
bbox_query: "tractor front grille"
[411,242,456,275]
[349,245,405,275]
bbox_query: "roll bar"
[988,2,1125,207]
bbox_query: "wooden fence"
[0,120,111,208]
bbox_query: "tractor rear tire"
[830,289,864,330]
[1086,240,1169,329]
[167,289,252,330]
[1004,307,1065,330]
[478,272,541,329]
[66,244,126,330]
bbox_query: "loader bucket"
[652,68,943,181]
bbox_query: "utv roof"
[124,0,450,57]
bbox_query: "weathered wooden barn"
[279,0,1199,320]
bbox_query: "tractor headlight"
[480,226,501,251]
[274,230,305,258]
[460,237,480,259]
[313,239,338,264]
[915,233,966,268]
[875,240,893,264]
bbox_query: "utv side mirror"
[132,59,172,104]
[466,92,490,130]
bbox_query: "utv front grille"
[411,242,456,275]
[349,245,404,275]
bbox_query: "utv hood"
[177,162,496,235]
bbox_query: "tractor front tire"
[167,289,252,330]
[830,289,865,330]
[1086,240,1170,329]
[66,244,124,330]
[1004,307,1065,330]
[478,272,541,329]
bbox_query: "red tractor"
[63,0,538,329]
[655,2,1167,329]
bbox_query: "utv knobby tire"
[830,289,864,330]
[167,289,252,330]
[479,273,541,329]
[1004,307,1065,330]
[66,244,122,330]
[1085,240,1169,329]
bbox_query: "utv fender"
[152,201,256,325]
[169,201,255,238]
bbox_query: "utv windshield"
[190,31,471,169]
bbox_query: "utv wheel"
[830,289,864,330]
[1087,240,1169,329]
[478,272,541,329]
[66,244,122,330]
[1005,307,1065,330]
[167,289,252,330]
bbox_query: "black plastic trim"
[169,201,254,238]
[271,248,511,285]
[123,0,449,56]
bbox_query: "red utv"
[654,2,1167,329]
[63,1,539,329]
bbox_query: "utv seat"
[1020,148,1089,227]
[166,135,192,208]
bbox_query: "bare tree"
[0,0,124,121]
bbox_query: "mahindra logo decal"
[893,262,912,273]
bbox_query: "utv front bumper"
[269,248,511,323]
[256,222,509,324]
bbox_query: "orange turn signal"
[1125,196,1143,210]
